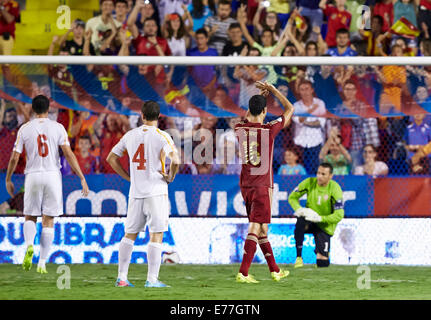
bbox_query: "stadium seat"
[14,1,96,55]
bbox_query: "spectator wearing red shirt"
[95,113,129,174]
[0,0,19,55]
[0,102,25,173]
[373,0,394,33]
[418,0,431,38]
[74,135,99,174]
[319,0,351,48]
[129,17,172,84]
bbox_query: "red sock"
[239,233,258,276]
[259,236,280,273]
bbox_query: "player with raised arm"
[234,81,294,284]
[5,95,89,273]
[107,100,180,288]
[288,162,344,268]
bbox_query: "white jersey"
[111,125,176,199]
[13,118,69,174]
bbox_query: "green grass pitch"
[1,264,431,300]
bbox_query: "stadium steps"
[13,0,100,54]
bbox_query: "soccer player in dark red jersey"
[235,81,295,283]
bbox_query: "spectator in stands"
[213,134,242,175]
[203,0,237,55]
[221,23,247,101]
[405,113,431,173]
[192,116,218,168]
[354,144,389,176]
[162,11,193,56]
[0,101,23,173]
[319,127,352,175]
[129,0,159,35]
[162,12,193,87]
[237,4,280,84]
[292,80,327,174]
[114,0,130,25]
[319,0,352,48]
[374,44,407,114]
[234,46,268,109]
[186,28,218,101]
[86,0,123,55]
[56,19,93,56]
[188,0,217,33]
[359,14,385,56]
[326,28,358,56]
[372,0,394,33]
[129,17,172,85]
[277,147,307,175]
[418,0,431,40]
[296,0,323,28]
[393,0,417,28]
[158,0,188,25]
[285,9,314,49]
[74,135,100,175]
[252,1,282,40]
[0,0,20,56]
[95,113,130,173]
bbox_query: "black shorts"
[303,221,331,258]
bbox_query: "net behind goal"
[0,56,431,218]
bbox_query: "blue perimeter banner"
[0,174,373,217]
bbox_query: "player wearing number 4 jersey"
[234,81,294,284]
[107,100,180,288]
[5,95,89,273]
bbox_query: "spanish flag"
[389,17,420,39]
[294,14,307,32]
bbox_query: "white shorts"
[24,171,63,217]
[125,195,169,234]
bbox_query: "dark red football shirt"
[235,115,285,188]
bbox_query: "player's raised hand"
[81,179,89,197]
[5,180,14,198]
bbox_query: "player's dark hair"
[248,95,266,116]
[195,28,208,38]
[229,22,241,30]
[115,0,128,7]
[32,95,50,114]
[79,135,91,142]
[142,100,160,121]
[336,28,349,36]
[319,162,333,174]
[218,0,231,7]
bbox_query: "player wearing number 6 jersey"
[5,95,89,274]
[107,100,180,288]
[234,81,294,284]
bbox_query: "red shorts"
[241,186,273,224]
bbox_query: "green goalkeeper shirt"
[288,178,344,236]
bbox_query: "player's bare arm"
[107,151,131,182]
[160,148,180,184]
[61,144,90,196]
[255,81,294,128]
[5,151,21,197]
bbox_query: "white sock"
[39,228,54,267]
[24,220,36,247]
[118,237,134,281]
[147,242,162,283]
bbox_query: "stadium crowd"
[1,0,431,177]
